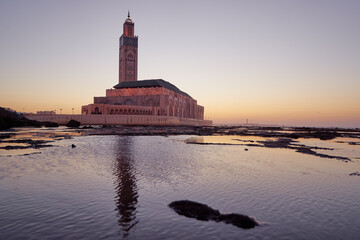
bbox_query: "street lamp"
[72,108,74,115]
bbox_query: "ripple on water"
[1,134,360,239]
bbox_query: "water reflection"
[113,137,138,238]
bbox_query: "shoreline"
[1,125,359,161]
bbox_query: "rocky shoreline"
[1,125,359,150]
[81,125,360,139]
[1,114,359,162]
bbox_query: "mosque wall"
[84,86,204,120]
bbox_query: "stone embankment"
[24,114,212,126]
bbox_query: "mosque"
[81,13,205,121]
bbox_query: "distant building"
[36,111,55,115]
[81,13,205,120]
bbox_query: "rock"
[0,133,13,139]
[220,213,259,229]
[81,125,94,129]
[0,107,42,130]
[66,119,80,128]
[168,200,259,229]
[244,148,248,151]
[349,171,360,176]
[71,144,76,148]
[43,121,59,127]
[169,200,220,221]
[315,131,340,140]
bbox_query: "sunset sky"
[0,0,359,127]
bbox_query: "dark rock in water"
[71,144,76,148]
[316,131,339,140]
[288,133,300,139]
[168,200,259,229]
[81,125,94,129]
[43,121,59,127]
[0,133,13,139]
[244,148,248,151]
[220,213,259,229]
[169,200,220,221]
[66,119,80,128]
[349,171,360,176]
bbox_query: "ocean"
[1,129,360,239]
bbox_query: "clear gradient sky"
[0,0,359,127]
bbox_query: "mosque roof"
[113,79,192,98]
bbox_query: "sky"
[0,0,359,128]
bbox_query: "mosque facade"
[81,13,205,121]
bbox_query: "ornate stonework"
[82,13,206,122]
[119,12,138,82]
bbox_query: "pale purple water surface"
[1,133,360,239]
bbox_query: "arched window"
[124,99,135,106]
[146,98,155,107]
[94,107,99,114]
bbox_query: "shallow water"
[1,133,360,239]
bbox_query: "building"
[81,13,205,121]
[36,111,55,115]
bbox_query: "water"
[1,133,360,239]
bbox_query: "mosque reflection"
[113,136,138,238]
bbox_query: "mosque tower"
[119,12,138,83]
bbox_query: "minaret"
[119,12,138,83]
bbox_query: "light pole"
[72,108,74,115]
[60,109,62,114]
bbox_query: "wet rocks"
[169,200,221,221]
[168,200,259,229]
[257,138,293,148]
[0,133,13,139]
[81,125,94,129]
[219,213,260,229]
[349,171,360,176]
[311,131,340,140]
[295,146,351,161]
[66,119,81,128]
[0,139,54,150]
[43,121,59,127]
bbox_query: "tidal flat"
[0,126,360,239]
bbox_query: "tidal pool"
[1,134,360,239]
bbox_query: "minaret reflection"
[113,136,138,238]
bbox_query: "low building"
[36,111,55,115]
